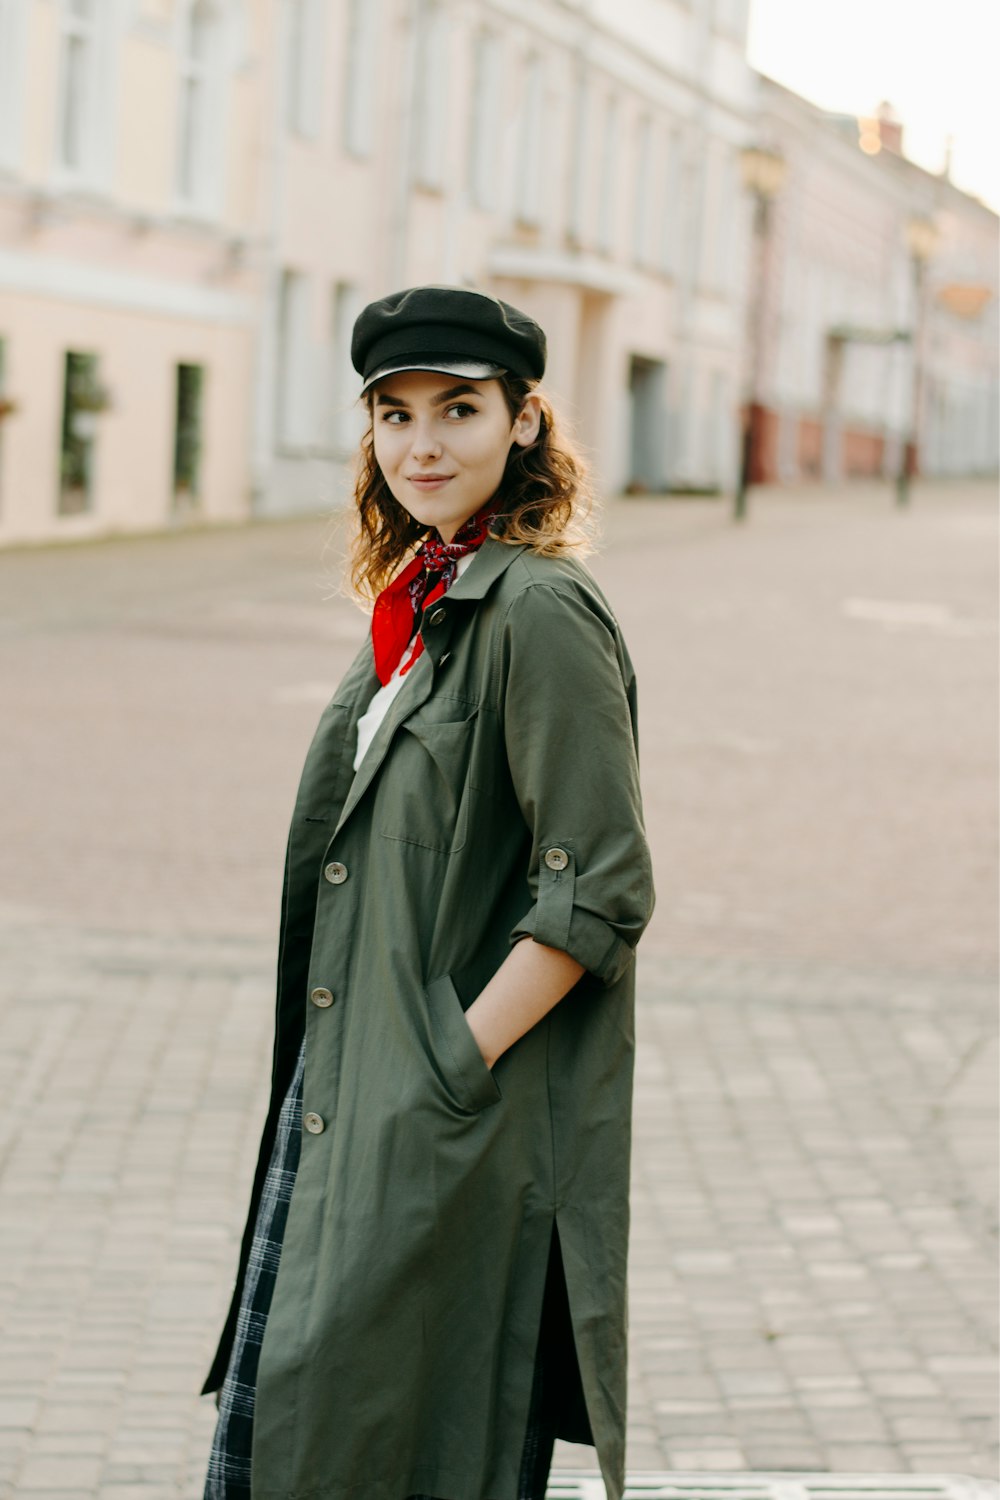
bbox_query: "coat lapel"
[331,648,433,839]
[330,536,528,842]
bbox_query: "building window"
[567,69,592,244]
[59,351,106,516]
[176,0,218,208]
[0,1,27,171]
[632,113,652,266]
[716,0,750,38]
[514,52,545,228]
[660,126,682,276]
[286,0,320,138]
[327,282,365,452]
[596,93,620,255]
[697,142,718,290]
[698,142,736,294]
[468,29,501,211]
[712,148,737,294]
[173,363,204,509]
[413,1,449,191]
[686,139,709,290]
[57,0,99,173]
[343,0,378,156]
[275,269,313,452]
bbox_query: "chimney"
[876,100,903,155]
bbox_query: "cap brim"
[359,358,507,397]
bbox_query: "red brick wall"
[749,410,901,483]
[797,416,824,479]
[842,428,886,477]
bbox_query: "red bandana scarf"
[371,498,502,685]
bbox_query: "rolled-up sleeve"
[499,581,655,986]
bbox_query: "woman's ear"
[510,393,543,449]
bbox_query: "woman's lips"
[409,476,453,490]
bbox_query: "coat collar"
[329,534,529,842]
[440,533,529,603]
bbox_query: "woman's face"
[371,369,541,542]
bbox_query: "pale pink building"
[0,0,261,546]
[251,0,758,519]
[0,0,759,545]
[749,78,999,485]
[1,3,993,549]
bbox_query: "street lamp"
[895,213,938,507]
[734,144,788,521]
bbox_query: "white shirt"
[352,549,477,773]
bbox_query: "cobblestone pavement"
[0,479,996,1494]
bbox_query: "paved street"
[0,478,996,1494]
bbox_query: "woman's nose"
[408,419,442,460]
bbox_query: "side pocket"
[424,973,503,1114]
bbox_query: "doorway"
[172,362,205,513]
[627,354,667,492]
[58,350,103,516]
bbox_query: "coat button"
[427,607,446,625]
[543,846,570,871]
[303,1112,325,1134]
[324,861,348,884]
[310,987,334,1007]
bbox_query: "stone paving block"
[742,1446,828,1470]
[822,1446,909,1470]
[891,1414,971,1442]
[32,1434,108,1458]
[654,1407,743,1432]
[16,1455,104,1489]
[98,1488,175,1500]
[800,1389,871,1410]
[726,1402,814,1428]
[898,1446,995,1474]
[666,1446,749,1470]
[0,1396,40,1429]
[646,1375,721,1401]
[5,1491,98,1500]
[716,1371,791,1396]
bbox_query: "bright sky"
[746,0,1000,213]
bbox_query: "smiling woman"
[199,284,655,1500]
[371,372,542,545]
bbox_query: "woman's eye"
[380,403,476,424]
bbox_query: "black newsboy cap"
[351,284,547,396]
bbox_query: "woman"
[200,284,655,1500]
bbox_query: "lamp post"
[734,143,787,522]
[895,214,938,507]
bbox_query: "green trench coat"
[201,535,655,1500]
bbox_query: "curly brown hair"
[346,373,599,604]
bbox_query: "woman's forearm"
[463,936,587,1069]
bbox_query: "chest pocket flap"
[378,700,479,853]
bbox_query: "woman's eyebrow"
[375,383,481,409]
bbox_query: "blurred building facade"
[0,1,995,548]
[0,0,758,543]
[239,0,759,522]
[0,0,260,545]
[748,79,999,486]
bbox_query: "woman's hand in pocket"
[463,936,586,1069]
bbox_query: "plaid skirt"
[202,1036,555,1500]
